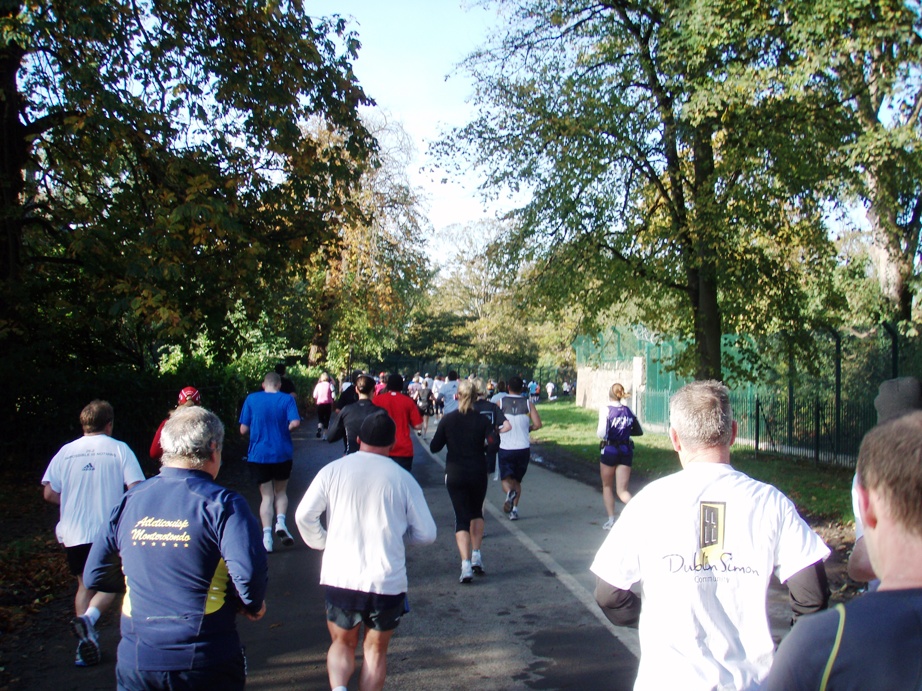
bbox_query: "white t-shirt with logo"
[440,380,459,414]
[42,434,145,546]
[591,462,829,691]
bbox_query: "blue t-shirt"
[239,390,300,464]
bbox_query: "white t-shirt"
[42,434,145,546]
[440,379,459,414]
[295,450,437,595]
[591,462,829,691]
[494,394,533,450]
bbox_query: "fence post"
[754,397,760,458]
[883,321,899,378]
[813,397,820,466]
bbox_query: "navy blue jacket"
[84,467,268,671]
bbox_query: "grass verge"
[532,399,855,523]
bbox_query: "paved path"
[16,421,797,689]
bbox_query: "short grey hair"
[161,406,225,470]
[669,380,734,450]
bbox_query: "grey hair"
[161,406,225,470]
[669,380,734,450]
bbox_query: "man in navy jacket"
[85,406,267,690]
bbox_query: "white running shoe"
[263,531,273,553]
[602,516,616,530]
[509,507,519,521]
[460,561,474,584]
[72,615,100,667]
[275,522,294,547]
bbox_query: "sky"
[309,1,508,247]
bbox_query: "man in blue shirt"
[240,371,301,552]
[84,406,267,690]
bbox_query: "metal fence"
[575,324,922,469]
[638,389,877,468]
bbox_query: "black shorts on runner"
[325,587,408,632]
[65,543,93,576]
[248,459,293,485]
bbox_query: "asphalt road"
[14,422,796,689]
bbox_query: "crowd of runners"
[38,369,922,690]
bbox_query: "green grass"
[533,399,854,523]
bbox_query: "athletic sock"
[276,514,287,527]
[471,550,482,562]
[84,607,101,627]
[333,687,348,691]
[263,527,272,535]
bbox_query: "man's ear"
[856,482,878,530]
[669,428,681,453]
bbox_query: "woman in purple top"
[596,382,642,530]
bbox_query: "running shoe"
[602,516,616,530]
[275,523,294,547]
[472,553,485,575]
[460,562,474,584]
[503,489,518,514]
[72,615,100,667]
[263,531,273,553]
[509,507,519,521]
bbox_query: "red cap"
[178,387,201,405]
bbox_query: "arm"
[594,577,641,627]
[326,410,345,444]
[405,480,437,545]
[288,419,300,431]
[42,483,61,505]
[786,560,829,622]
[528,400,542,431]
[847,536,876,582]
[498,420,512,434]
[597,407,608,440]
[295,474,328,550]
[429,417,447,454]
[221,493,269,618]
[240,424,249,435]
[287,396,301,431]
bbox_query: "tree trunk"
[0,17,26,285]
[689,124,722,381]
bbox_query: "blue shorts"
[498,448,531,482]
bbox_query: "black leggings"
[317,403,332,428]
[446,474,488,532]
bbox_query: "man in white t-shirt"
[590,380,830,690]
[439,370,460,415]
[42,399,145,667]
[296,411,436,691]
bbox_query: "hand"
[243,601,266,621]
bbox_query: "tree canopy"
[0,0,375,370]
[438,0,864,380]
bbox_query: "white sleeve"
[590,499,642,589]
[597,407,608,440]
[122,448,146,486]
[774,493,831,583]
[404,480,437,545]
[295,471,329,550]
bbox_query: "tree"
[0,0,375,368]
[438,0,843,380]
[675,0,922,324]
[293,114,433,371]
